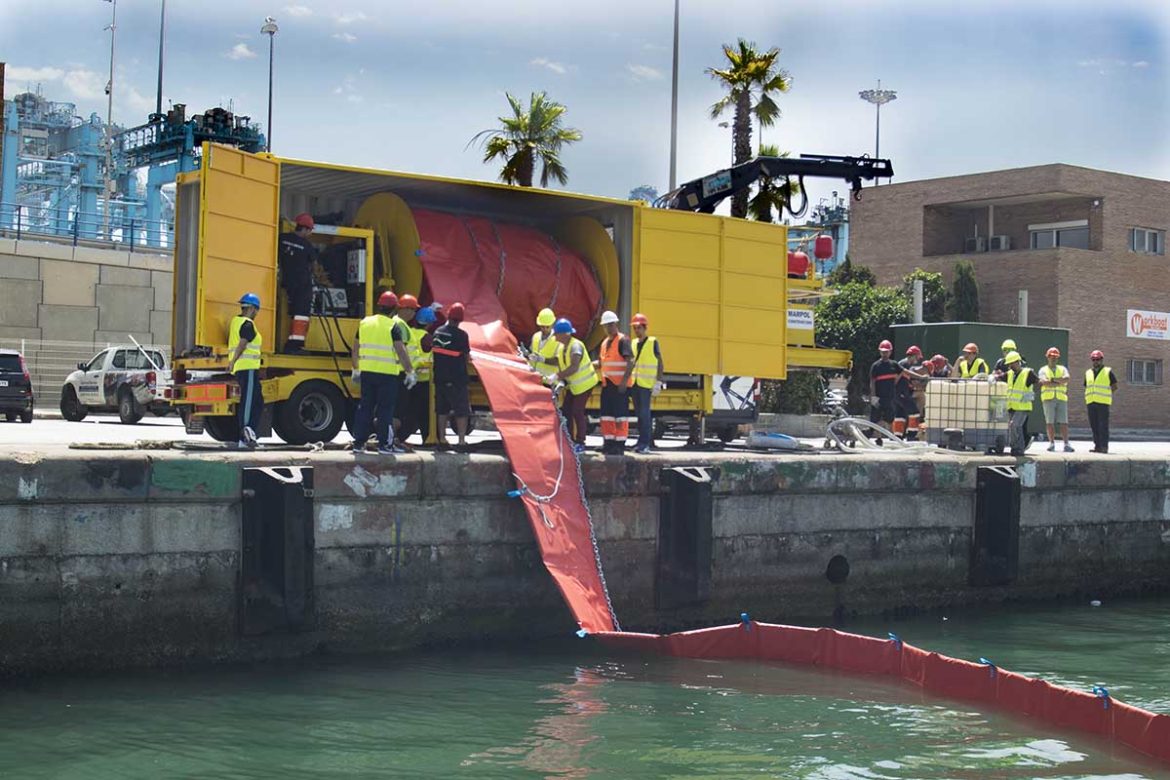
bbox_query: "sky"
[2,0,1168,214]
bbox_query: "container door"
[196,143,279,352]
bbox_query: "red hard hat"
[963,342,979,353]
[906,345,923,357]
[1090,349,1104,360]
[377,291,398,308]
[878,340,893,351]
[294,212,315,229]
[631,313,649,326]
[1046,347,1061,358]
[397,294,419,309]
[447,302,465,322]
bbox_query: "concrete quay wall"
[1,450,1168,674]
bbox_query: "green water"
[0,598,1166,779]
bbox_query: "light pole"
[858,80,896,184]
[102,0,117,239]
[261,16,279,152]
[155,0,167,119]
[668,0,679,191]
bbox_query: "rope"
[547,234,563,310]
[489,221,507,298]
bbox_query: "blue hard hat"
[416,307,436,325]
[552,318,575,335]
[239,292,261,308]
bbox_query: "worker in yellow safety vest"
[1084,349,1117,454]
[398,297,435,446]
[550,318,597,453]
[954,342,990,378]
[527,307,560,378]
[595,310,634,455]
[227,292,264,449]
[350,290,414,454]
[630,313,664,454]
[1004,351,1036,455]
[1038,346,1072,452]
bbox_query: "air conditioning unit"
[964,237,987,253]
[989,235,1011,251]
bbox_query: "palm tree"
[469,92,582,188]
[748,144,801,223]
[707,39,792,218]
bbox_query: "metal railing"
[0,338,171,403]
[0,201,174,251]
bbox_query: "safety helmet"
[1001,338,1017,351]
[239,292,261,308]
[878,339,893,351]
[1090,349,1104,360]
[1004,350,1022,364]
[536,308,556,327]
[905,345,923,357]
[447,302,465,322]
[963,342,979,353]
[377,291,398,308]
[553,318,575,335]
[397,294,419,309]
[294,212,315,230]
[1046,347,1061,358]
[416,307,436,325]
[631,313,649,327]
[599,310,619,326]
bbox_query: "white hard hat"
[599,310,619,325]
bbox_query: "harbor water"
[0,597,1166,779]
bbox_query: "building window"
[1127,358,1162,386]
[1129,227,1165,255]
[1029,220,1090,250]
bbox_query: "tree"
[826,256,876,288]
[470,92,582,187]
[901,268,949,322]
[628,185,659,203]
[815,281,912,411]
[707,39,792,218]
[948,260,980,321]
[758,372,823,415]
[747,144,800,223]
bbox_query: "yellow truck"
[169,143,862,443]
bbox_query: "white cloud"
[626,64,663,81]
[227,43,258,60]
[335,11,367,24]
[1077,58,1150,70]
[62,69,107,100]
[333,73,363,103]
[6,66,65,83]
[1132,61,1150,68]
[333,32,358,43]
[530,57,567,75]
[284,4,313,17]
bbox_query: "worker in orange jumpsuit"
[278,212,317,354]
[596,310,634,455]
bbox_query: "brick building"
[851,164,1170,430]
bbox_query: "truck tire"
[276,380,345,445]
[118,388,145,425]
[60,386,88,422]
[203,415,241,443]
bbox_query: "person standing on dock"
[399,300,435,446]
[1084,350,1117,454]
[895,345,928,439]
[351,291,413,455]
[994,338,1025,380]
[596,311,634,455]
[954,343,989,378]
[393,295,423,451]
[1004,351,1036,456]
[550,318,598,454]
[431,302,471,451]
[227,293,264,449]
[528,308,561,379]
[1038,347,1072,453]
[278,213,317,354]
[868,340,899,433]
[630,313,664,454]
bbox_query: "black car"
[0,349,34,423]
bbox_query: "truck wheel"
[118,388,145,425]
[60,386,88,422]
[203,415,241,443]
[277,380,345,445]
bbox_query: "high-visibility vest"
[229,315,262,373]
[1039,364,1068,402]
[958,357,988,378]
[1006,368,1034,411]
[631,336,660,389]
[530,331,559,377]
[557,337,599,396]
[599,333,632,387]
[407,325,432,382]
[1085,367,1114,406]
[357,314,402,375]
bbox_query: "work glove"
[526,352,541,367]
[351,369,361,382]
[404,371,418,390]
[870,396,879,408]
[652,381,664,397]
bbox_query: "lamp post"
[155,0,166,119]
[102,0,117,240]
[858,80,896,184]
[668,0,679,191]
[261,16,279,152]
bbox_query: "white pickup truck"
[60,345,172,424]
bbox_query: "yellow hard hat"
[536,308,556,327]
[1001,338,1017,351]
[1004,350,1022,364]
